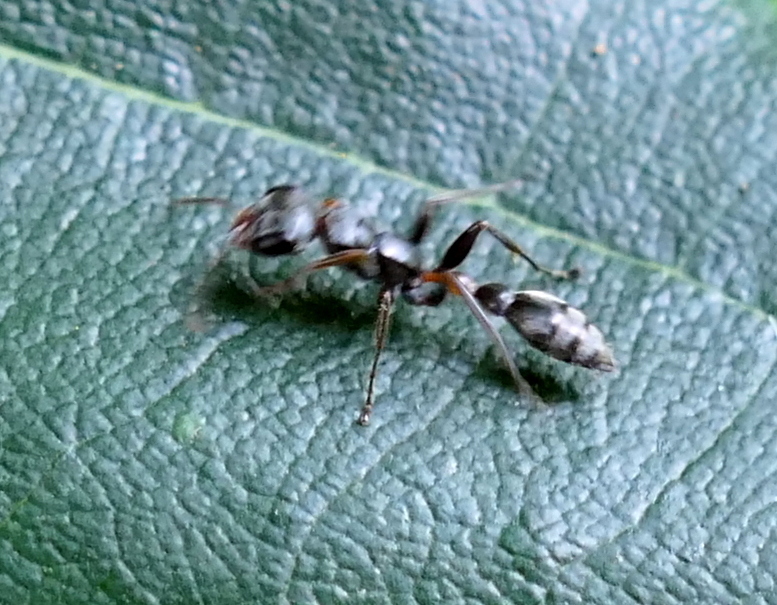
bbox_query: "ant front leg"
[250,248,374,297]
[436,221,580,279]
[173,196,234,269]
[408,180,525,244]
[174,185,319,291]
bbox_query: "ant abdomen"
[475,284,616,372]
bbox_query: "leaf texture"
[1,1,777,604]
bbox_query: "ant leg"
[358,288,396,426]
[173,195,266,299]
[436,221,579,279]
[419,271,540,403]
[408,179,524,244]
[251,248,373,297]
[172,195,232,266]
[172,194,239,271]
[173,196,231,206]
[172,197,233,320]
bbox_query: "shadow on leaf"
[171,262,379,335]
[172,263,583,404]
[471,349,582,404]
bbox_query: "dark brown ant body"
[178,183,615,425]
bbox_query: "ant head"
[228,185,317,256]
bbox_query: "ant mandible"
[176,181,615,425]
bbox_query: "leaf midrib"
[1,42,770,322]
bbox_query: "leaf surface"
[1,1,777,603]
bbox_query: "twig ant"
[176,181,615,425]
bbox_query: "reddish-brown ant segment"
[245,248,374,297]
[176,182,615,425]
[416,270,537,403]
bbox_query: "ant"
[176,181,615,425]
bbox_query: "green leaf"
[1,1,776,603]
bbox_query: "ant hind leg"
[436,221,579,279]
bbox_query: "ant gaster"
[177,182,615,425]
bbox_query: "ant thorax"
[316,201,382,279]
[317,201,377,252]
[373,233,422,289]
